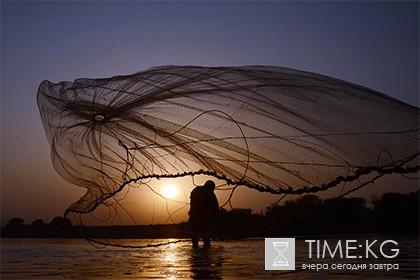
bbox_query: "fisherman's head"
[204,180,215,191]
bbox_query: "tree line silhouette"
[219,191,419,237]
[2,191,418,238]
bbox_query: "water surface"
[1,234,418,279]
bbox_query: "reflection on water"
[1,234,418,279]
[190,247,223,280]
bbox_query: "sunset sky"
[1,1,418,226]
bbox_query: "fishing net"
[37,66,418,245]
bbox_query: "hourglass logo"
[265,238,295,270]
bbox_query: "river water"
[1,234,418,279]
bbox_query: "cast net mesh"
[37,66,418,245]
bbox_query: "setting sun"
[161,184,178,199]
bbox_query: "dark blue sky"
[1,1,418,225]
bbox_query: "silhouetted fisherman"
[188,180,219,248]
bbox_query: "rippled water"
[1,234,418,279]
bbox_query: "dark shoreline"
[2,223,418,240]
[3,191,418,239]
[1,223,190,239]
